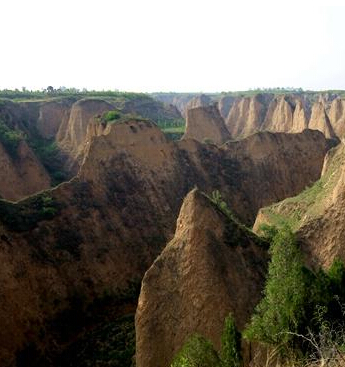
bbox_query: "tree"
[221,314,241,367]
[46,86,55,94]
[244,225,306,347]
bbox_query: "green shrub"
[203,138,214,145]
[0,120,25,156]
[221,314,241,367]
[244,225,305,346]
[103,110,122,122]
[28,137,68,185]
[171,334,221,367]
[170,314,242,367]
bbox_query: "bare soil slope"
[135,189,268,367]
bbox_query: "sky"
[0,0,344,92]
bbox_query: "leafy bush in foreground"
[171,314,241,367]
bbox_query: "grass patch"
[161,126,185,134]
[99,110,150,125]
[157,119,185,141]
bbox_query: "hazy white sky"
[1,0,344,92]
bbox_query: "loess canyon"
[1,89,345,367]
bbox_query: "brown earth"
[218,95,236,119]
[183,104,231,145]
[262,95,309,133]
[223,129,335,224]
[185,94,212,111]
[121,95,182,122]
[56,98,114,172]
[0,141,51,201]
[328,97,345,137]
[0,119,335,365]
[35,100,73,139]
[225,94,273,138]
[291,98,309,132]
[135,188,268,367]
[262,95,296,132]
[308,101,336,139]
[0,95,181,200]
[253,141,345,268]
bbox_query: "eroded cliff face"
[218,95,236,119]
[262,95,295,132]
[186,94,212,111]
[135,189,268,367]
[35,100,73,139]
[329,98,345,137]
[183,104,231,145]
[153,92,345,140]
[226,94,273,138]
[253,141,345,269]
[0,141,51,201]
[262,95,310,133]
[122,95,182,121]
[56,98,114,172]
[0,102,54,200]
[291,99,309,132]
[223,129,335,223]
[0,119,333,365]
[226,94,312,138]
[308,101,336,139]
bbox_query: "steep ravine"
[0,119,335,365]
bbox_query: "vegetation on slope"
[244,224,345,364]
[0,192,59,231]
[258,144,344,231]
[171,314,241,367]
[100,109,185,140]
[0,119,25,156]
[29,136,68,185]
[170,220,345,366]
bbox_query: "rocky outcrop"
[223,129,335,224]
[318,92,338,105]
[218,95,235,119]
[262,95,295,132]
[56,98,114,171]
[328,98,345,137]
[153,92,345,140]
[253,141,345,268]
[262,95,309,133]
[55,96,183,173]
[225,94,273,138]
[183,105,231,145]
[186,94,212,111]
[229,94,309,136]
[135,189,268,367]
[0,140,51,201]
[292,98,309,132]
[305,102,336,139]
[36,100,73,139]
